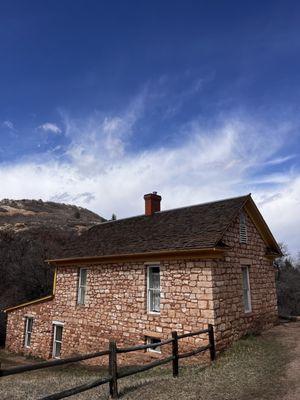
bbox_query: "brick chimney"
[144,192,162,216]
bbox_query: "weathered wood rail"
[0,324,216,399]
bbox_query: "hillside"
[0,199,104,232]
[0,199,105,344]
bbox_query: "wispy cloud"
[61,90,146,172]
[0,89,299,255]
[2,120,15,130]
[263,155,296,166]
[38,122,62,134]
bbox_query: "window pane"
[78,269,87,304]
[80,269,87,286]
[147,266,161,313]
[55,325,63,342]
[54,341,61,358]
[147,337,161,353]
[242,268,249,289]
[149,266,160,289]
[28,318,33,333]
[27,332,31,347]
[243,289,249,310]
[25,318,33,347]
[149,289,160,312]
[241,267,251,312]
[79,286,86,304]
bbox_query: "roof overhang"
[4,295,54,313]
[46,247,226,266]
[4,269,57,313]
[243,197,283,257]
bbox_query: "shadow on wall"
[0,312,7,347]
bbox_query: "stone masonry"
[5,208,278,360]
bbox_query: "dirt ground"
[266,321,300,400]
[0,321,299,400]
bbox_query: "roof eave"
[46,247,227,266]
[244,197,283,256]
[215,194,282,257]
[4,295,54,313]
[4,269,58,313]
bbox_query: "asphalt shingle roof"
[60,195,249,258]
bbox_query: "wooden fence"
[0,325,216,399]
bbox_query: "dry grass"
[0,332,291,400]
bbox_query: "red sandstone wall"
[212,210,278,349]
[6,260,214,359]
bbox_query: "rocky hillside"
[0,199,104,233]
[0,199,105,344]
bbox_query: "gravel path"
[269,321,300,400]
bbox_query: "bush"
[276,259,300,316]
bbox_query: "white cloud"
[38,122,62,134]
[0,103,299,255]
[256,178,300,256]
[3,120,15,130]
[61,91,146,172]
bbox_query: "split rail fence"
[0,324,216,399]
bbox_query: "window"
[52,323,63,358]
[147,265,160,313]
[239,211,247,243]
[24,317,33,348]
[241,266,252,313]
[77,268,87,305]
[146,337,161,353]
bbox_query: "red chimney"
[144,192,162,216]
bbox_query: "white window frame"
[241,266,252,313]
[239,211,248,244]
[147,264,161,314]
[146,337,161,353]
[24,317,33,348]
[52,322,64,359]
[77,268,87,305]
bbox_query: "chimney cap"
[144,192,162,200]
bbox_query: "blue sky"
[0,1,299,255]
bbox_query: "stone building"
[5,193,281,359]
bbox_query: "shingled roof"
[55,194,251,260]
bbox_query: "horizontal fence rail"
[177,327,209,339]
[116,337,174,353]
[0,324,216,399]
[0,349,110,377]
[39,376,112,400]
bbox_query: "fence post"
[208,324,216,361]
[171,331,179,377]
[109,340,118,399]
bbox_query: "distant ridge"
[0,199,105,344]
[0,198,105,232]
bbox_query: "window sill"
[147,311,160,316]
[243,311,254,317]
[147,350,162,357]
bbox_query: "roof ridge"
[91,194,251,230]
[154,193,251,215]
